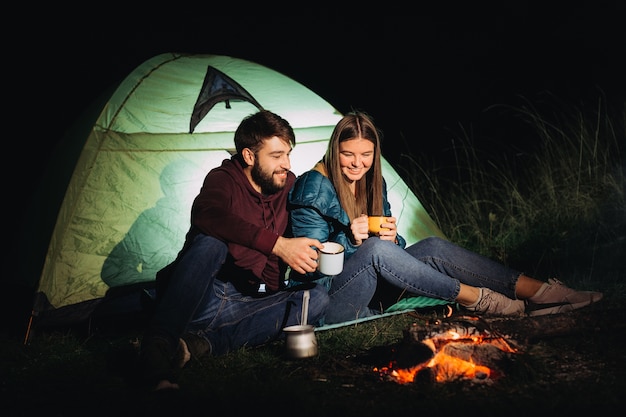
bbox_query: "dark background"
[14,9,626,181]
[5,7,626,318]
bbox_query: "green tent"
[25,53,446,336]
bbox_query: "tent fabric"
[30,52,447,331]
[190,65,264,133]
[316,297,453,332]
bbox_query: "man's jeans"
[147,234,329,355]
[325,236,521,324]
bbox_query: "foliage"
[399,93,625,283]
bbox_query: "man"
[139,110,329,390]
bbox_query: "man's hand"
[273,236,323,274]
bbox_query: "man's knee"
[191,234,228,261]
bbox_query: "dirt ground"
[3,285,625,416]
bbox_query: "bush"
[399,92,625,284]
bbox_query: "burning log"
[377,315,520,384]
[376,307,624,384]
[404,315,519,348]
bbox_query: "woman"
[287,111,602,325]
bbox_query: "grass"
[3,93,625,415]
[399,92,625,285]
[4,306,625,415]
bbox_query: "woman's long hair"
[323,111,384,220]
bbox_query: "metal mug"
[283,324,318,358]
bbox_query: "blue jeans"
[147,234,329,355]
[324,236,521,324]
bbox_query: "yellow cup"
[368,216,389,234]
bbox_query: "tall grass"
[399,93,625,285]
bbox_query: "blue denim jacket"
[287,169,406,290]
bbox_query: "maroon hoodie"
[182,155,295,294]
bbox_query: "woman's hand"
[378,216,398,242]
[351,214,369,245]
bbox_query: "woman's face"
[338,137,375,182]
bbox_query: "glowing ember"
[375,318,519,384]
[377,349,493,384]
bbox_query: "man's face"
[250,136,292,195]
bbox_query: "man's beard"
[251,161,286,195]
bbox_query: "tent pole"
[23,312,35,345]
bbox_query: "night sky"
[15,10,626,176]
[7,7,626,289]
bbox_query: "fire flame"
[376,329,518,384]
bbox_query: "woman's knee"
[359,237,396,256]
[421,236,446,248]
[416,236,452,253]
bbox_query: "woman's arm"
[290,206,330,243]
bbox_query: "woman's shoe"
[526,278,603,316]
[463,288,526,316]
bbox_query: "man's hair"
[234,110,296,154]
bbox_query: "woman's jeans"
[147,234,329,355]
[325,236,521,324]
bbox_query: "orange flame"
[376,334,516,384]
[377,351,491,384]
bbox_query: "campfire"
[375,315,520,384]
